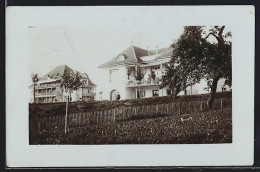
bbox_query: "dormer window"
[117,54,126,61]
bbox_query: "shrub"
[29,91,231,117]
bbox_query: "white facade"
[99,45,231,100]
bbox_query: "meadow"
[30,108,232,144]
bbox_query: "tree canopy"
[31,73,39,103]
[160,26,232,108]
[59,71,83,94]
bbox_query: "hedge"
[29,91,231,118]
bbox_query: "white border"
[6,6,254,167]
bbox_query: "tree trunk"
[138,82,140,99]
[33,83,36,103]
[207,77,220,109]
[65,95,69,134]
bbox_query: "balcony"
[82,92,96,96]
[35,92,56,97]
[35,83,59,89]
[126,77,161,87]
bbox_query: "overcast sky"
[28,7,187,93]
[28,7,231,95]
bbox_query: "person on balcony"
[151,71,156,84]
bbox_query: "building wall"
[102,66,127,100]
[195,78,231,95]
[101,63,231,100]
[30,82,96,103]
[125,86,168,99]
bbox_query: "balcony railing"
[35,84,59,89]
[82,92,96,96]
[126,77,161,87]
[35,92,56,97]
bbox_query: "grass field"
[30,108,232,144]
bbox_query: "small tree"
[160,26,231,108]
[59,71,83,133]
[31,73,39,103]
[134,66,145,98]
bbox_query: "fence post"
[106,111,109,123]
[82,112,85,124]
[86,112,89,125]
[38,117,41,132]
[76,113,79,126]
[102,110,104,125]
[200,101,203,111]
[155,105,158,116]
[72,113,74,128]
[189,102,191,114]
[113,109,115,123]
[102,111,106,124]
[47,116,50,130]
[221,99,223,109]
[178,103,181,115]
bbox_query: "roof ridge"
[131,45,138,61]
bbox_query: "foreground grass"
[30,108,232,144]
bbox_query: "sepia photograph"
[28,25,232,145]
[6,6,254,167]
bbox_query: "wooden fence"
[29,98,232,133]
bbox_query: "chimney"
[156,46,159,55]
[147,46,150,56]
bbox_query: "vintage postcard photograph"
[6,6,254,167]
[28,25,232,145]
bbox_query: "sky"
[28,7,231,95]
[28,7,186,94]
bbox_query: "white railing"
[126,77,161,86]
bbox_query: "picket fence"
[29,98,232,133]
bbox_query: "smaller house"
[29,65,96,103]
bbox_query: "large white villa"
[98,45,231,100]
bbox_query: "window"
[153,90,159,97]
[83,79,88,85]
[109,69,119,83]
[117,54,126,61]
[222,87,227,92]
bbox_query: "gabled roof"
[36,65,96,87]
[98,45,152,68]
[41,64,73,80]
[155,46,174,60]
[149,47,170,55]
[140,45,174,62]
[80,72,96,87]
[99,45,175,68]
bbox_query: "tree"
[160,26,232,108]
[134,66,145,98]
[59,71,83,133]
[31,73,39,103]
